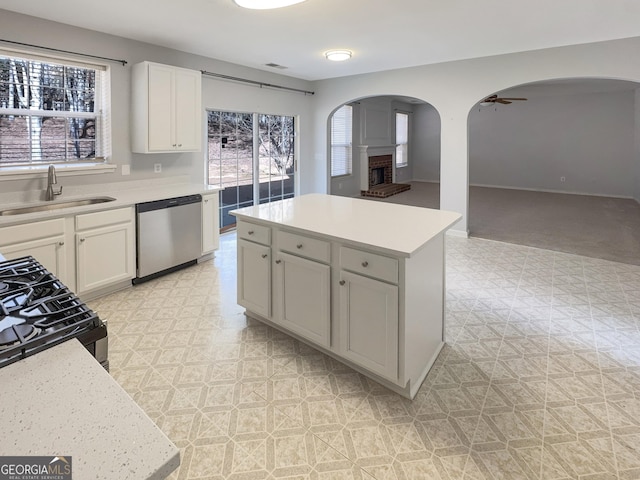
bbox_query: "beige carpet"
[365,181,640,266]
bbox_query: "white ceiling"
[1,0,640,81]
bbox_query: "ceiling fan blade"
[496,99,511,104]
[499,97,527,101]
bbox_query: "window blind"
[331,104,353,177]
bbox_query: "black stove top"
[0,256,103,368]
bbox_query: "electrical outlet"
[154,163,162,174]
[560,176,566,182]
[121,164,130,176]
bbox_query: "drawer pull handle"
[261,254,268,259]
[275,259,282,264]
[248,230,254,235]
[296,243,303,249]
[80,238,85,243]
[339,280,345,286]
[58,241,64,246]
[361,261,369,268]
[204,199,209,203]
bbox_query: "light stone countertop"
[0,179,222,228]
[230,193,462,257]
[0,339,180,479]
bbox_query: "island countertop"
[0,340,179,479]
[230,193,462,257]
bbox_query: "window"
[330,104,352,177]
[0,50,109,166]
[207,110,295,230]
[395,112,409,168]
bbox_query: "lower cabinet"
[75,208,135,295]
[201,193,219,254]
[274,251,331,348]
[338,270,399,381]
[237,239,271,318]
[0,218,68,284]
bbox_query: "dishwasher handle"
[136,194,203,213]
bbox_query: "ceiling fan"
[480,94,527,106]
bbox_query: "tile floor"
[88,232,640,479]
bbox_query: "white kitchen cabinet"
[131,61,202,153]
[75,208,135,294]
[274,251,331,348]
[237,239,271,318]
[201,193,219,254]
[0,218,68,284]
[338,270,398,381]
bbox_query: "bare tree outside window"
[0,53,101,165]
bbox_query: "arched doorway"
[328,95,442,209]
[467,78,640,264]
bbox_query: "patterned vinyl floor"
[89,232,640,480]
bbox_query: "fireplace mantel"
[357,145,396,191]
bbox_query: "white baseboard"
[469,182,634,200]
[446,229,469,239]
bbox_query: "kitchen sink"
[0,197,117,216]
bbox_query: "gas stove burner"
[0,324,40,350]
[0,256,106,369]
[0,286,34,316]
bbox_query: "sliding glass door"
[207,111,295,231]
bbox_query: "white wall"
[0,10,314,195]
[635,89,640,203]
[311,37,640,235]
[469,90,636,197]
[411,103,441,183]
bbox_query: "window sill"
[396,164,408,169]
[0,163,117,181]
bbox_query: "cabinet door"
[1,236,67,284]
[147,63,175,151]
[76,222,135,294]
[339,270,399,381]
[201,193,220,254]
[237,239,271,318]
[275,251,330,348]
[174,68,201,151]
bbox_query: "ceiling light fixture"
[233,0,306,9]
[325,50,352,62]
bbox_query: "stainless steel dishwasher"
[134,194,202,283]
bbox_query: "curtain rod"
[0,39,127,65]
[201,70,314,96]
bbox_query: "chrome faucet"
[45,165,63,201]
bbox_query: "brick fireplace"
[361,154,411,198]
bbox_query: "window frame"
[0,48,112,174]
[395,111,409,168]
[330,104,353,178]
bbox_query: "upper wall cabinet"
[131,61,202,153]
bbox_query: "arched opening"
[328,95,442,208]
[467,78,640,264]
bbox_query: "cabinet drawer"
[278,230,330,263]
[340,246,398,284]
[0,218,65,245]
[237,222,271,245]
[76,207,132,230]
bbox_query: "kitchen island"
[0,340,179,479]
[231,193,461,399]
